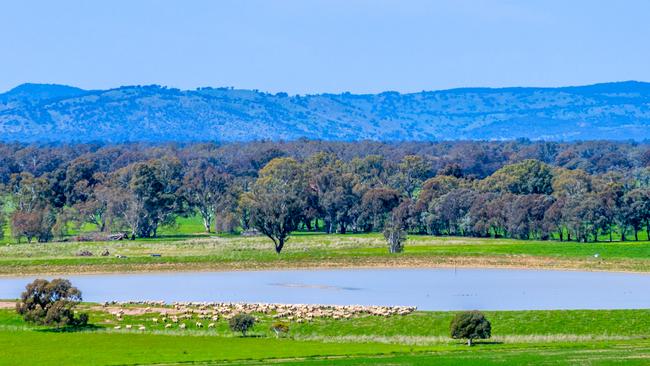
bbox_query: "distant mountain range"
[2,81,650,142]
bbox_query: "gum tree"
[248,158,305,253]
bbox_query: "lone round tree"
[450,310,491,346]
[16,278,88,327]
[229,313,256,336]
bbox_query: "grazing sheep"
[103,300,416,325]
[138,325,146,331]
[114,325,121,330]
[179,323,186,329]
[195,322,203,328]
[125,325,132,329]
[208,323,215,328]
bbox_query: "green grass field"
[2,213,650,273]
[1,228,650,275]
[2,215,650,365]
[1,306,649,365]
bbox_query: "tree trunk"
[202,216,211,233]
[621,228,626,242]
[275,237,285,254]
[467,338,472,346]
[635,230,639,241]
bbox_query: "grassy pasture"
[1,306,649,365]
[1,230,650,275]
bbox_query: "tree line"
[1,140,650,250]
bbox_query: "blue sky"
[1,0,649,94]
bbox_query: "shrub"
[16,278,88,327]
[450,310,491,346]
[229,314,255,336]
[270,321,289,337]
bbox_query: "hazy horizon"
[3,79,650,96]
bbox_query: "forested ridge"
[3,81,650,142]
[1,139,650,246]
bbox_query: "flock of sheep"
[104,300,416,331]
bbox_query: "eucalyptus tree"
[8,172,55,242]
[392,155,434,199]
[104,158,182,238]
[181,160,230,232]
[480,159,553,195]
[248,158,306,253]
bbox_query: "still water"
[1,268,649,310]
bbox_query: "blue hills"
[1,81,650,142]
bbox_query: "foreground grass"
[1,232,650,275]
[219,342,650,366]
[1,307,650,365]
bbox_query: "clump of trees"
[1,140,650,250]
[16,278,88,327]
[229,313,256,336]
[450,311,491,346]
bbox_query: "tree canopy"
[1,140,649,248]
